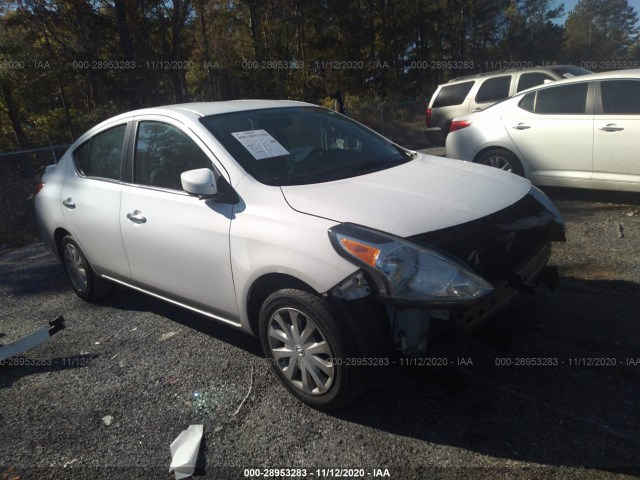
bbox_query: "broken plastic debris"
[161,331,178,341]
[0,316,65,361]
[102,415,113,426]
[169,424,203,480]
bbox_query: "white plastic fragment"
[161,331,178,341]
[102,415,113,426]
[0,316,65,361]
[169,424,203,480]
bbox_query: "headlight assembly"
[328,223,493,305]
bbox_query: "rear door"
[502,81,594,182]
[61,122,131,279]
[119,117,239,322]
[592,79,640,184]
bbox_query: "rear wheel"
[476,149,524,176]
[259,289,363,410]
[61,235,113,302]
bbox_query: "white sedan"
[446,69,640,192]
[34,100,564,409]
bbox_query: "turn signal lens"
[34,182,45,195]
[339,238,380,267]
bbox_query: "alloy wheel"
[482,155,513,172]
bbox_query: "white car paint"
[35,100,547,335]
[281,153,531,237]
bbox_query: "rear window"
[432,81,474,108]
[517,72,554,92]
[476,76,511,103]
[518,83,589,114]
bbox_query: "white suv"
[34,101,565,409]
[426,65,592,146]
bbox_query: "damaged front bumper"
[329,186,566,357]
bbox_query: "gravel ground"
[1,188,639,480]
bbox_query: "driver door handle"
[599,124,624,132]
[126,210,147,224]
[62,198,75,209]
[512,123,531,130]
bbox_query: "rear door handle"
[126,210,147,224]
[599,124,624,132]
[512,123,531,130]
[62,198,75,209]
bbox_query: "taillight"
[426,108,432,128]
[449,120,472,133]
[34,182,45,195]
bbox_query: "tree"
[498,0,564,64]
[564,0,640,64]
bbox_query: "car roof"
[74,100,317,148]
[447,65,581,83]
[515,68,640,94]
[105,99,315,123]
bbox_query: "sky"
[555,0,640,22]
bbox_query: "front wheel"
[475,149,524,177]
[60,235,113,302]
[259,289,363,410]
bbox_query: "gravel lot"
[1,187,639,480]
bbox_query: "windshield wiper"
[279,157,406,185]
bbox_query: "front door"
[119,118,238,321]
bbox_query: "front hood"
[280,153,532,237]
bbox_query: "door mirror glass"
[181,168,218,197]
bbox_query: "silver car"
[446,69,640,192]
[35,100,565,409]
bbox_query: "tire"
[60,235,113,302]
[259,289,363,410]
[476,149,524,177]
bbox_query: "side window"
[73,125,126,180]
[601,80,640,114]
[535,83,589,114]
[134,121,213,190]
[517,73,554,92]
[432,81,474,108]
[475,76,511,103]
[519,92,535,112]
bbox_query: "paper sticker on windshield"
[231,129,289,160]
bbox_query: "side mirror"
[181,168,218,198]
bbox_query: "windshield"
[552,66,593,78]
[200,107,413,186]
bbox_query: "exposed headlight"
[328,224,493,305]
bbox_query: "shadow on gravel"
[0,244,67,296]
[330,276,640,475]
[103,286,264,357]
[541,187,640,206]
[0,354,101,388]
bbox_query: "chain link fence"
[0,146,69,248]
[347,98,429,150]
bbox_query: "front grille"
[408,193,558,283]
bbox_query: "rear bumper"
[426,127,445,146]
